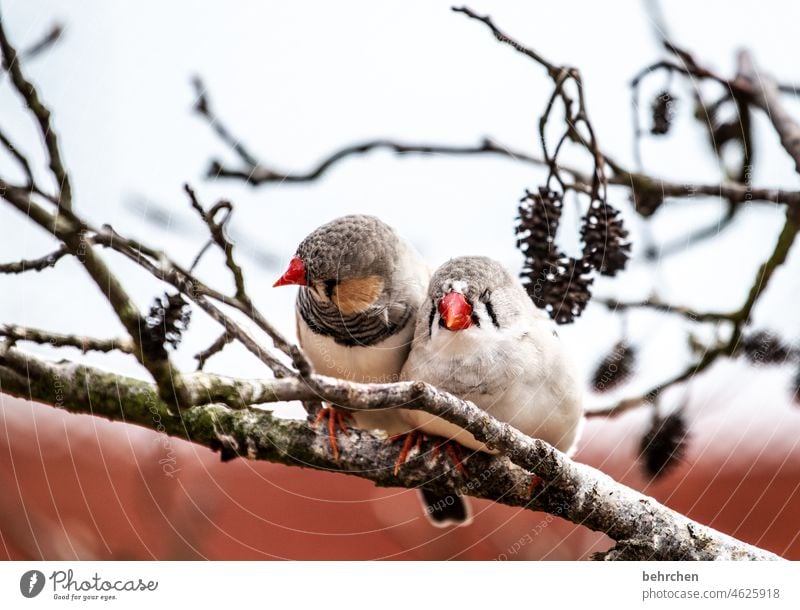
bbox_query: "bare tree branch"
[585,44,800,418]
[595,297,736,323]
[0,342,781,561]
[91,221,309,378]
[191,76,260,169]
[194,331,232,371]
[0,324,133,354]
[606,163,800,208]
[591,203,799,418]
[199,100,800,209]
[454,5,610,204]
[0,244,69,274]
[206,136,548,184]
[0,11,71,210]
[190,67,800,210]
[0,127,35,187]
[184,184,248,303]
[737,50,800,173]
[0,180,190,406]
[21,22,64,60]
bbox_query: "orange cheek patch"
[332,276,384,314]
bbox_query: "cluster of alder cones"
[516,187,630,324]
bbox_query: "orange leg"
[391,433,469,477]
[389,430,424,475]
[443,441,468,476]
[527,474,544,497]
[313,406,352,460]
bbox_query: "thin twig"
[0,245,69,274]
[88,221,309,377]
[184,184,248,303]
[193,66,800,209]
[0,128,35,188]
[454,5,608,204]
[0,181,188,407]
[205,131,800,209]
[737,50,800,173]
[592,199,800,418]
[194,331,232,371]
[207,137,548,184]
[596,297,736,323]
[0,12,72,211]
[21,23,64,60]
[191,76,260,168]
[0,324,133,354]
[451,6,560,76]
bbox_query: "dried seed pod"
[539,256,594,325]
[630,188,664,218]
[515,187,563,265]
[650,90,677,136]
[591,341,637,392]
[581,200,631,276]
[517,188,594,324]
[739,330,792,365]
[141,292,192,361]
[639,411,689,479]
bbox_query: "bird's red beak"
[438,291,473,331]
[273,256,307,287]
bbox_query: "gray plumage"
[295,215,424,348]
[296,215,399,285]
[401,256,584,526]
[287,214,430,433]
[297,286,414,347]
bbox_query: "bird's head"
[274,214,399,314]
[427,256,521,334]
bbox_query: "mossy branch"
[0,343,782,561]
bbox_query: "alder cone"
[581,200,631,277]
[591,341,637,392]
[141,292,192,361]
[640,411,689,479]
[517,188,593,324]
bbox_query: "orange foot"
[527,474,544,498]
[313,406,353,460]
[432,438,468,476]
[389,430,426,475]
[390,432,468,477]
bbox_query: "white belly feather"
[401,318,584,454]
[298,312,417,435]
[297,243,429,435]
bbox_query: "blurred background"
[1,0,799,559]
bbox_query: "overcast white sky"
[1,1,799,440]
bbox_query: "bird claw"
[439,439,468,476]
[527,474,544,498]
[390,432,468,477]
[313,406,352,460]
[388,430,425,475]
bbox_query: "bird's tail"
[418,489,472,527]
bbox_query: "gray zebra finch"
[274,214,429,456]
[399,256,584,527]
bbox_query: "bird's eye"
[323,279,338,299]
[480,290,500,328]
